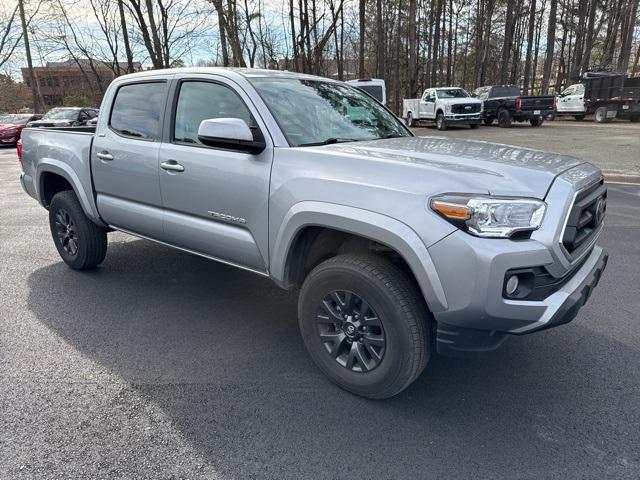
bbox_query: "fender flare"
[36,160,105,226]
[270,201,448,312]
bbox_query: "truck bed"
[20,126,100,222]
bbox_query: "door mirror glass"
[197,118,265,154]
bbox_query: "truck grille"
[562,179,607,255]
[451,103,481,114]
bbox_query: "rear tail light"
[17,139,23,172]
[515,97,522,112]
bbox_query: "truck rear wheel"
[498,109,512,128]
[48,190,107,270]
[595,107,612,123]
[436,113,447,130]
[298,253,430,399]
[530,116,544,127]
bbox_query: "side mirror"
[197,118,266,154]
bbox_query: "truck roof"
[114,67,337,83]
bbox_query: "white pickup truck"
[555,83,587,120]
[402,87,482,130]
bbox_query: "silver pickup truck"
[19,68,608,398]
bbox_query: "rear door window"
[110,82,165,140]
[490,86,521,98]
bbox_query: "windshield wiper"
[298,137,359,147]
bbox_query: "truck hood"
[316,136,584,198]
[436,97,482,105]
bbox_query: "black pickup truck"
[473,85,555,128]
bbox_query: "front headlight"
[430,194,546,238]
[444,104,451,113]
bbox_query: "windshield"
[42,108,79,120]
[437,88,469,98]
[0,114,31,125]
[249,78,410,147]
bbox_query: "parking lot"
[412,118,640,178]
[1,125,640,479]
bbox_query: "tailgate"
[520,96,554,111]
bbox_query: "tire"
[48,190,107,270]
[498,109,512,128]
[298,253,430,399]
[530,116,543,127]
[406,112,415,127]
[574,114,586,121]
[469,123,479,129]
[483,117,494,126]
[595,106,612,123]
[436,112,447,130]
[630,116,640,123]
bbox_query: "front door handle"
[96,151,113,161]
[160,160,185,173]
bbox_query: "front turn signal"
[430,200,471,220]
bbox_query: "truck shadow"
[26,237,640,478]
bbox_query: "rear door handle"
[160,160,185,173]
[96,151,113,161]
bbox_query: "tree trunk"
[542,0,557,91]
[523,0,537,94]
[376,0,385,78]
[358,0,365,77]
[617,0,639,73]
[408,0,417,96]
[18,0,39,112]
[500,0,516,84]
[117,0,135,73]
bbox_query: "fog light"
[506,275,519,296]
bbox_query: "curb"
[604,173,640,185]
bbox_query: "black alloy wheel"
[54,208,79,256]
[316,290,386,372]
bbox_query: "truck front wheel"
[436,113,447,130]
[298,254,430,399]
[48,190,107,270]
[406,112,416,127]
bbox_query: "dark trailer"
[583,72,640,123]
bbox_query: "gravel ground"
[411,117,640,177]
[1,144,640,479]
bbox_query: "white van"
[346,78,387,105]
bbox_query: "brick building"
[21,59,142,108]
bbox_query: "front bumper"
[433,243,608,357]
[0,135,17,144]
[443,114,481,124]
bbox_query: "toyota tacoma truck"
[19,68,608,399]
[403,87,482,130]
[473,84,555,127]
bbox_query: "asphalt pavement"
[1,145,639,479]
[412,118,640,179]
